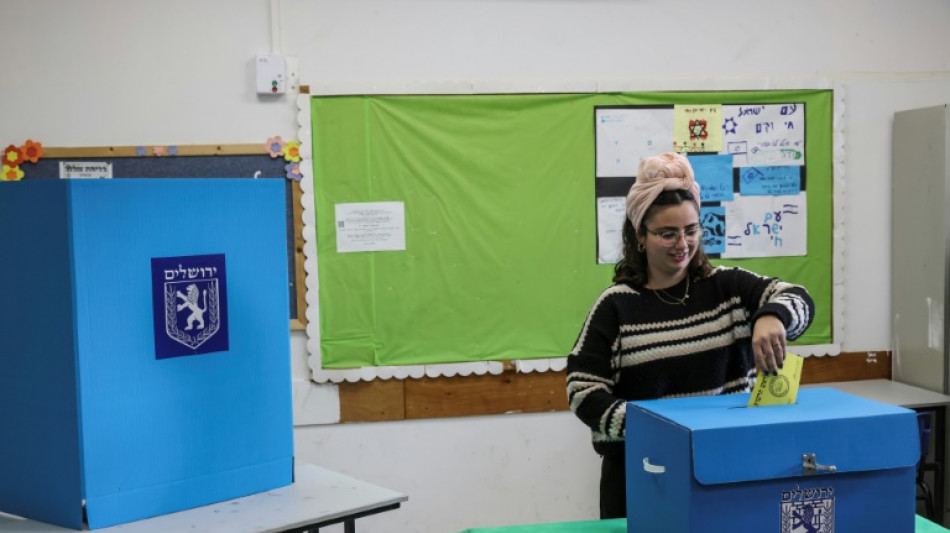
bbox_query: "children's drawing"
[721,103,804,167]
[593,103,808,262]
[739,166,802,196]
[723,195,807,258]
[689,154,735,202]
[673,105,723,153]
[595,107,674,177]
[700,206,726,255]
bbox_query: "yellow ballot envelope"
[747,353,804,406]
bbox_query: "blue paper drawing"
[739,166,802,196]
[689,154,734,202]
[700,206,726,255]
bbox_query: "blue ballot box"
[626,388,919,533]
[0,179,294,529]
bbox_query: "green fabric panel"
[311,91,834,369]
[311,96,380,367]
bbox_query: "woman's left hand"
[752,314,787,374]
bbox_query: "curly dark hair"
[612,189,713,286]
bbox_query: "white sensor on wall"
[256,53,287,95]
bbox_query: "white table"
[0,463,407,533]
[806,379,950,410]
[805,379,950,525]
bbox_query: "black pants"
[600,452,627,519]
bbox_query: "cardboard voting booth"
[626,388,919,533]
[0,179,294,529]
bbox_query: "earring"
[636,243,645,252]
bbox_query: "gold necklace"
[652,276,690,306]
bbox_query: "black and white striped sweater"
[566,265,814,456]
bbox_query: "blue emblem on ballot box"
[151,254,229,359]
[781,485,835,533]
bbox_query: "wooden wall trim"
[337,352,892,423]
[290,179,307,330]
[800,351,890,384]
[42,144,263,158]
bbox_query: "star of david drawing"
[689,119,708,141]
[723,117,738,135]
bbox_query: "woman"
[566,152,814,519]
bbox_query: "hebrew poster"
[594,102,807,262]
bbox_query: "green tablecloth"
[459,515,948,532]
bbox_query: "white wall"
[4,1,950,531]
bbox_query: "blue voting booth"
[626,388,920,533]
[0,179,294,529]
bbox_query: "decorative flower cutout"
[283,140,301,162]
[284,162,303,181]
[168,146,178,155]
[2,164,24,181]
[136,146,147,156]
[3,144,24,167]
[153,146,166,156]
[19,139,43,163]
[266,136,286,158]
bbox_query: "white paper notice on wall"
[59,161,112,179]
[335,201,406,253]
[596,196,626,264]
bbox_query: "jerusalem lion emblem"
[781,485,834,533]
[165,279,221,349]
[151,254,229,359]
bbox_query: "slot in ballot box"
[0,179,294,530]
[626,388,919,533]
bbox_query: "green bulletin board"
[310,90,833,369]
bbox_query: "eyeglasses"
[646,227,705,247]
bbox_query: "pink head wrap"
[625,152,702,232]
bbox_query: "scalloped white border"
[299,79,845,383]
